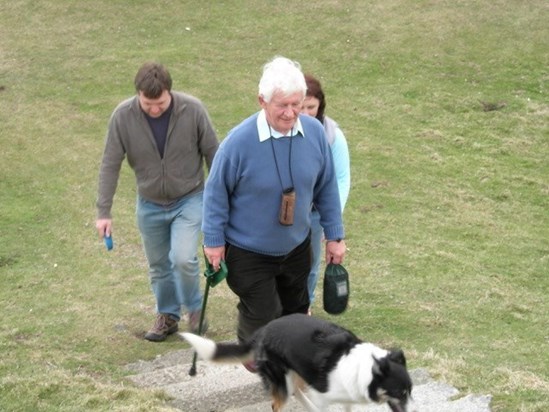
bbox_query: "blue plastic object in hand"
[104,235,113,251]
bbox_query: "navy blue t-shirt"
[144,97,174,158]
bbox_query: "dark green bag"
[323,263,349,315]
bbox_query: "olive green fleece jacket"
[96,91,219,219]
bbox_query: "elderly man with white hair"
[202,57,346,368]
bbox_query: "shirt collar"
[257,110,304,142]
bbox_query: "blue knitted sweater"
[202,112,344,256]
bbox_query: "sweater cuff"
[97,208,112,220]
[323,225,345,242]
[203,233,226,248]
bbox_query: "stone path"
[126,347,492,411]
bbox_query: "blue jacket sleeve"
[331,127,351,211]
[202,145,233,247]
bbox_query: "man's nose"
[284,107,297,117]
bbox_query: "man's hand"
[204,246,225,271]
[325,239,346,265]
[96,218,112,238]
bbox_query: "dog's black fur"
[182,313,414,412]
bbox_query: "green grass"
[1,1,548,411]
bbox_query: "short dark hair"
[304,74,326,122]
[134,62,172,98]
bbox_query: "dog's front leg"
[271,388,288,412]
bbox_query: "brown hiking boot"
[144,314,178,342]
[188,310,208,335]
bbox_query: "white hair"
[258,56,307,102]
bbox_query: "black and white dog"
[181,313,415,412]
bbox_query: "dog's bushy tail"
[180,333,253,363]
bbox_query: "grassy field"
[1,1,547,411]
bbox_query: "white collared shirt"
[257,110,305,142]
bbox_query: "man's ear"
[372,355,390,377]
[388,349,407,366]
[258,95,266,108]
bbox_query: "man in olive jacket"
[96,62,219,341]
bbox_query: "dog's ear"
[388,349,407,367]
[314,330,355,351]
[323,332,352,347]
[372,355,390,377]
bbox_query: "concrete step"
[126,348,492,411]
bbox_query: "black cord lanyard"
[269,125,294,192]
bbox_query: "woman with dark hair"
[302,74,351,313]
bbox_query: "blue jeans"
[307,210,323,304]
[137,192,203,320]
